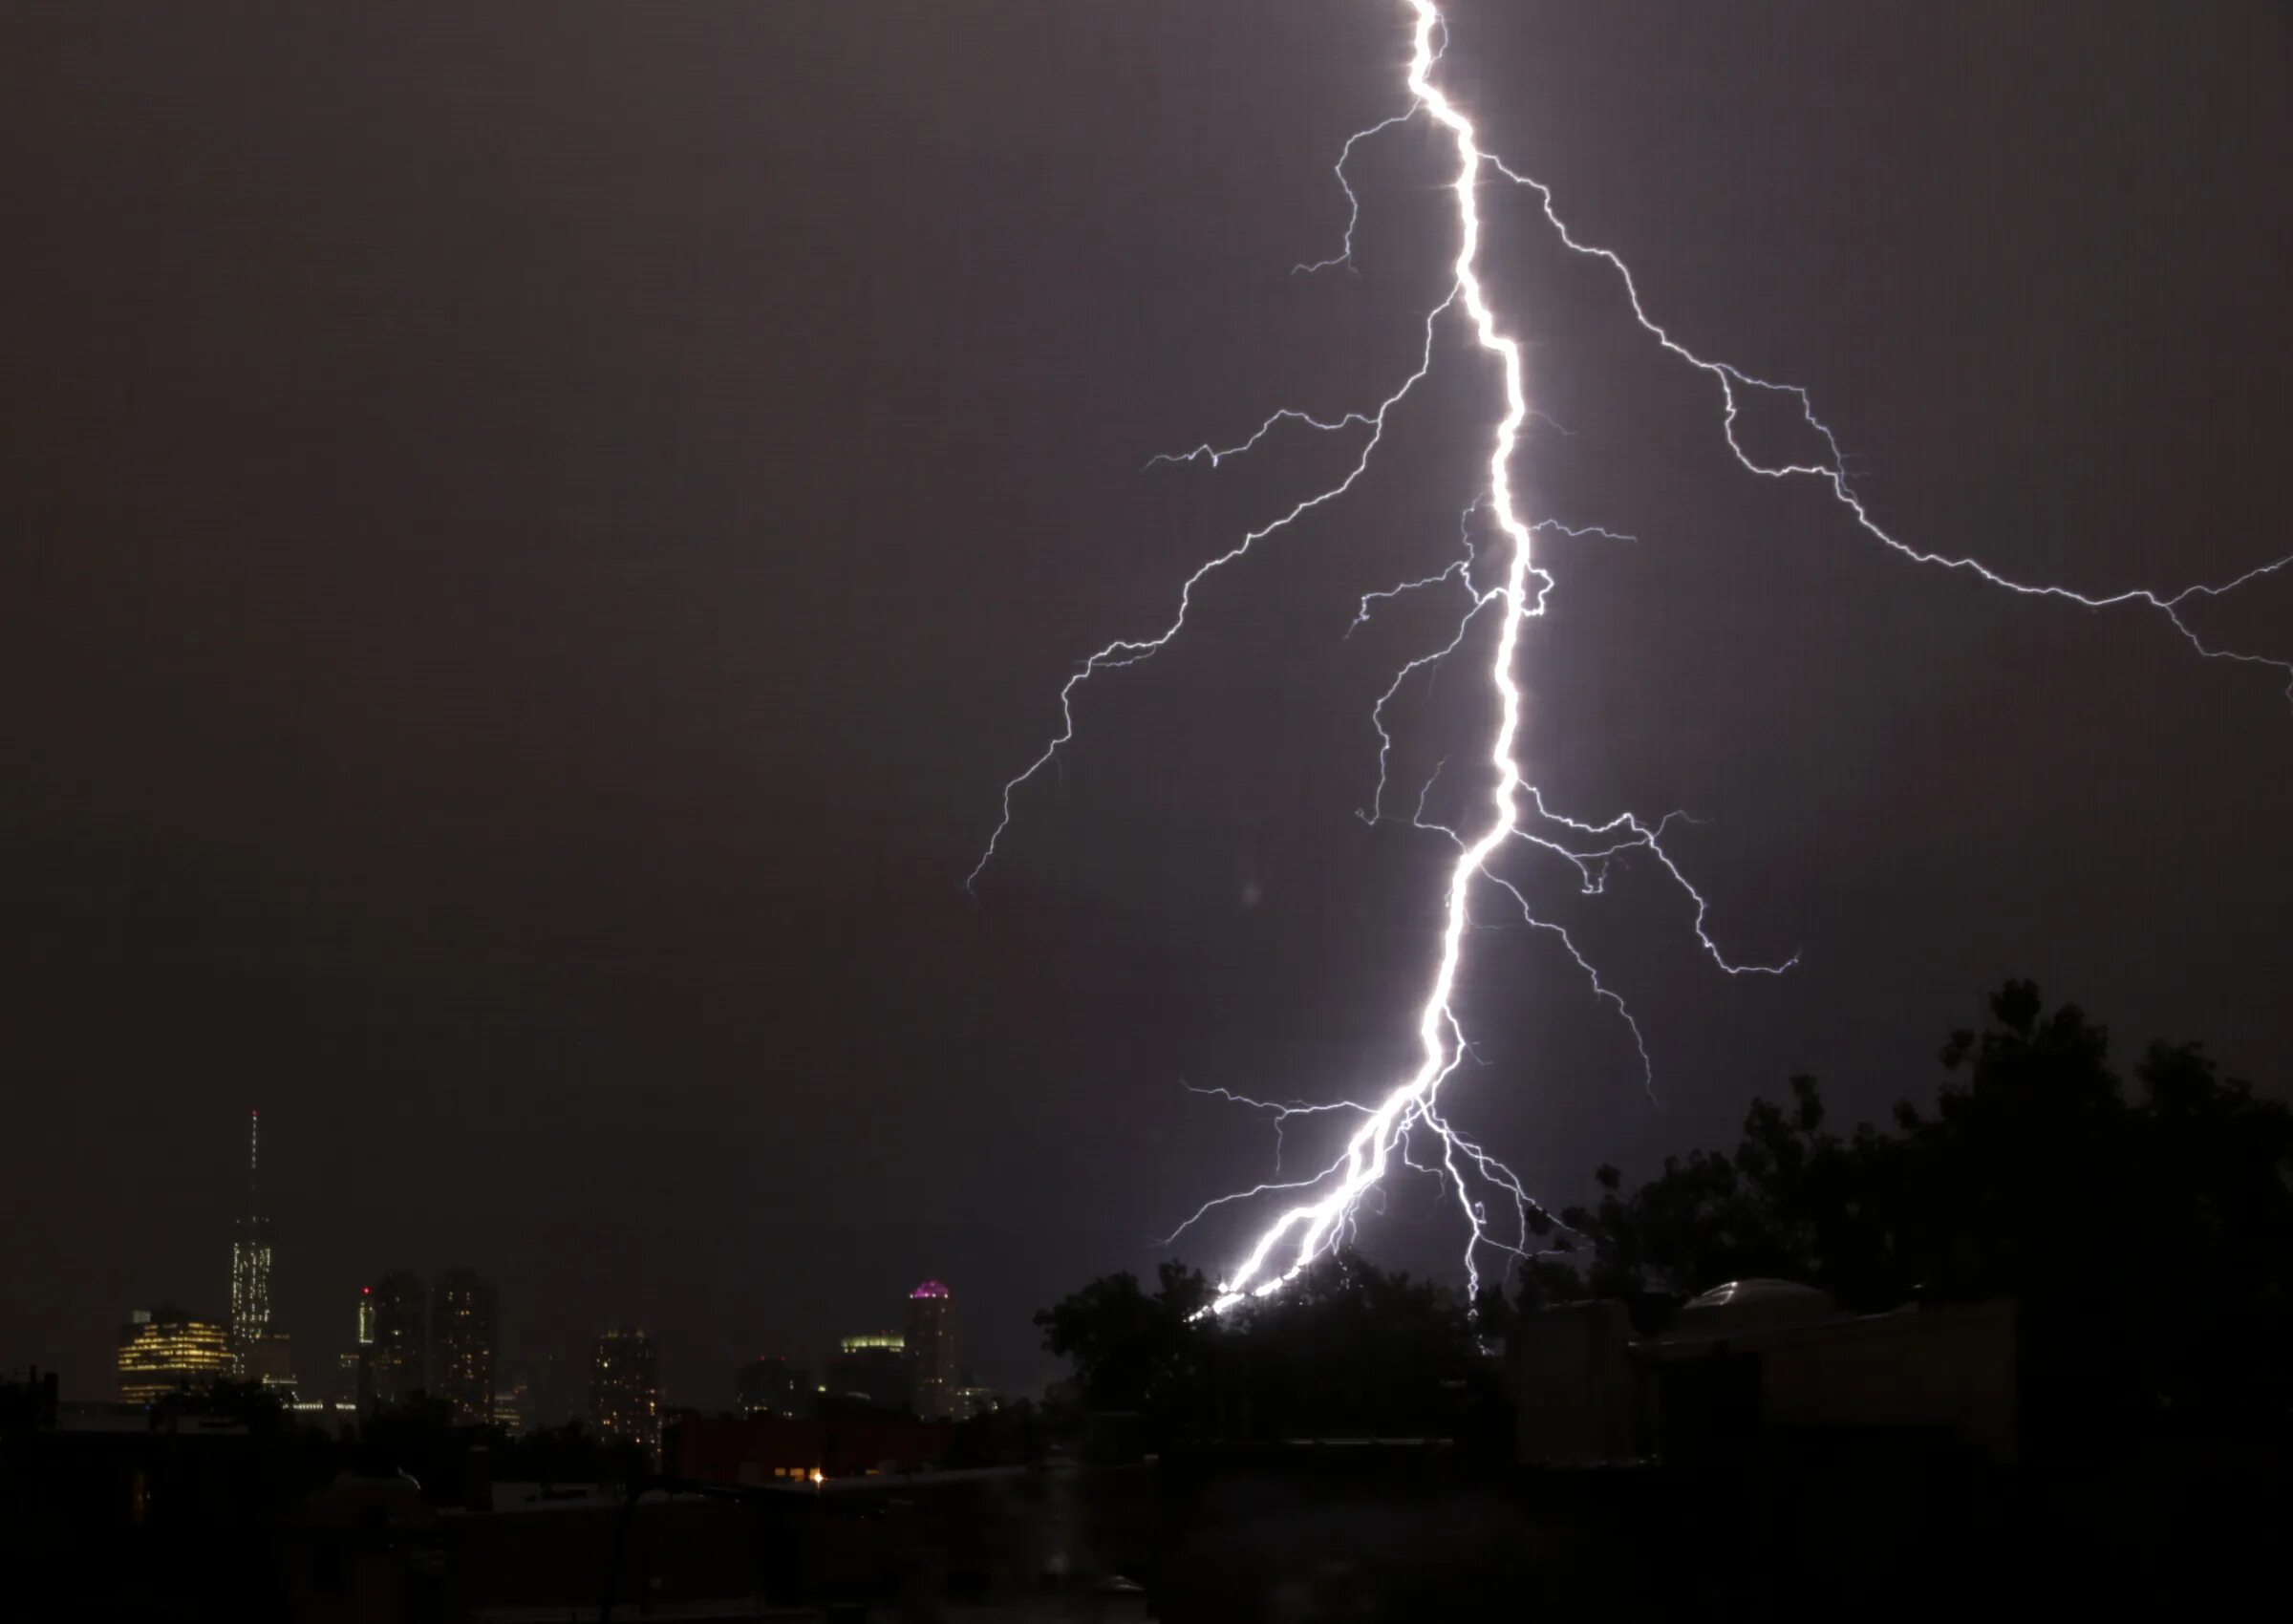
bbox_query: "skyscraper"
[431,1268,498,1425]
[369,1270,427,1403]
[906,1280,958,1421]
[243,1331,297,1395]
[590,1328,661,1459]
[346,1283,377,1411]
[734,1355,807,1419]
[118,1306,232,1404]
[520,1351,573,1430]
[826,1334,911,1414]
[490,1379,528,1434]
[228,1110,274,1369]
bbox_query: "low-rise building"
[825,1334,910,1414]
[117,1307,233,1404]
[1508,1278,2018,1467]
[671,1413,953,1484]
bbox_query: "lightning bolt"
[971,2,2292,1314]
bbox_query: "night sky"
[6,2,2288,1405]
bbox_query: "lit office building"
[506,1354,569,1431]
[346,1283,377,1410]
[734,1355,807,1419]
[369,1270,427,1403]
[118,1307,233,1404]
[591,1328,661,1458]
[243,1331,297,1396]
[431,1268,498,1425]
[906,1281,958,1421]
[826,1334,911,1414]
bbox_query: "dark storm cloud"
[4,2,2286,1402]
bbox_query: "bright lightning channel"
[970,0,2293,1315]
[1202,0,1612,1312]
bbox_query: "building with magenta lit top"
[906,1280,958,1421]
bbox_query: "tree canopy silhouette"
[1526,980,2293,1448]
[1035,1252,1493,1447]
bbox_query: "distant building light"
[910,1280,951,1300]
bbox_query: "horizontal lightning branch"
[1477,153,2293,703]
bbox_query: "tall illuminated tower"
[370,1269,428,1403]
[228,1109,274,1367]
[905,1280,957,1421]
[590,1328,661,1460]
[334,1284,379,1409]
[431,1268,498,1425]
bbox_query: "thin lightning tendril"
[970,0,2291,1315]
[1476,151,2293,698]
[1292,109,1418,277]
[964,287,1458,894]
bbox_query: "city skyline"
[76,1111,1003,1418]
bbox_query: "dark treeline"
[1038,1252,1506,1453]
[1039,981,2293,1459]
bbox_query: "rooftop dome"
[308,1468,429,1528]
[910,1280,950,1299]
[1673,1278,1836,1335]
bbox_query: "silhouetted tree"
[1531,1070,1913,1319]
[1529,980,2293,1450]
[1037,1251,1492,1446]
[1034,1260,1212,1442]
[1219,1250,1483,1439]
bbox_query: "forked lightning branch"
[970,0,2291,1314]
